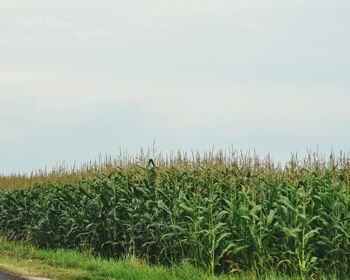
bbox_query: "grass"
[0,237,310,280]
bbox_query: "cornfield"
[0,151,350,278]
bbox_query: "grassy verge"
[0,237,200,280]
[0,237,322,280]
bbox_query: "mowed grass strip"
[0,237,199,280]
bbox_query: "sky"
[1,0,350,173]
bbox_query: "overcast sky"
[1,0,350,173]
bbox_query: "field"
[0,151,350,279]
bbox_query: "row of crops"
[1,157,350,278]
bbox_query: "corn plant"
[1,153,350,278]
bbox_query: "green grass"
[0,237,311,280]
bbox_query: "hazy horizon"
[1,0,350,174]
